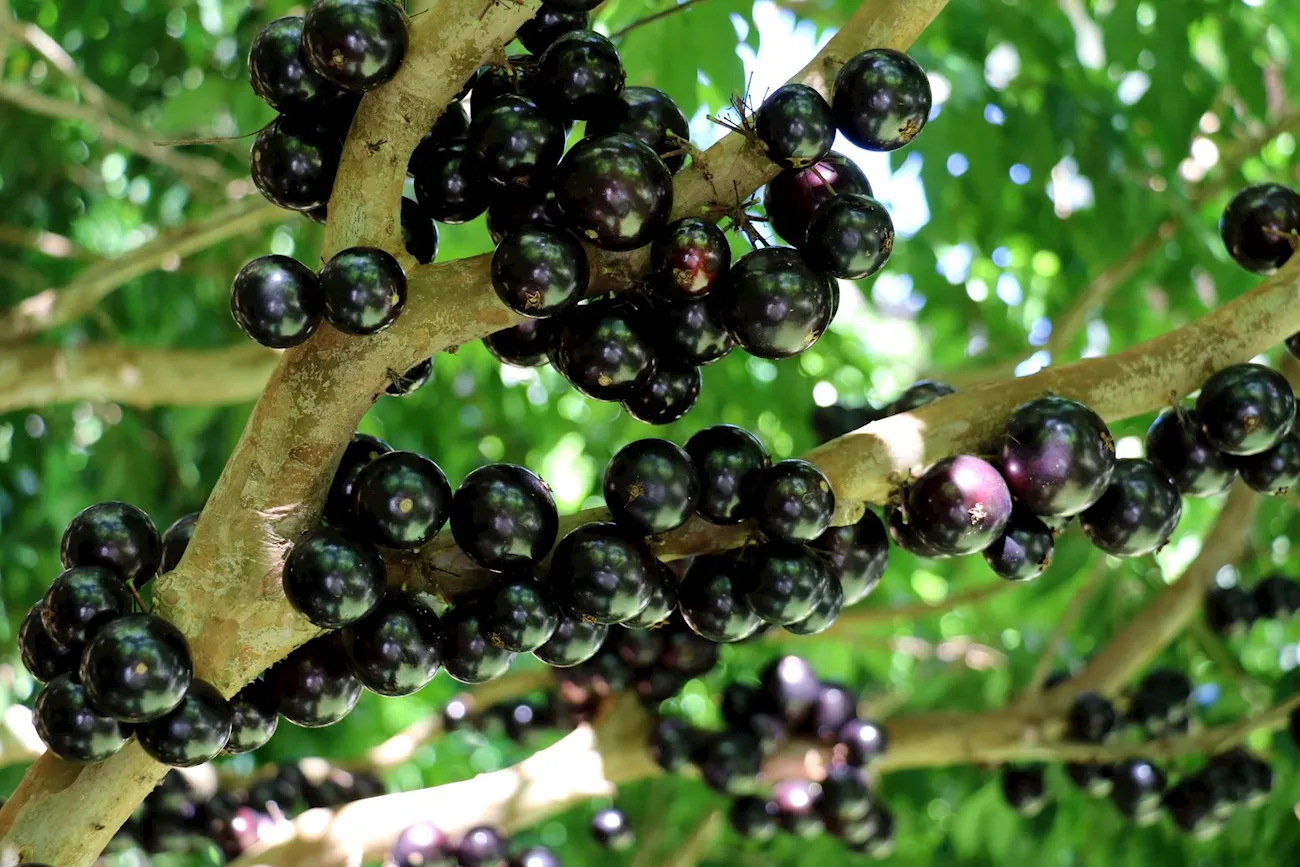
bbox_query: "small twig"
[609,0,713,41]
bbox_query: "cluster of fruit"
[1205,573,1300,636]
[388,822,579,867]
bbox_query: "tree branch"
[0,197,284,342]
[0,225,89,259]
[0,343,278,412]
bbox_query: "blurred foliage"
[1,0,1299,865]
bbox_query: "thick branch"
[0,343,278,412]
[0,197,284,342]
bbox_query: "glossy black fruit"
[470,94,565,187]
[744,543,831,625]
[730,795,780,842]
[752,459,835,543]
[785,573,843,635]
[1196,363,1295,455]
[272,634,362,727]
[549,522,655,623]
[761,655,820,726]
[621,364,702,425]
[1079,458,1182,557]
[159,512,199,574]
[425,102,470,146]
[1163,776,1223,838]
[1219,182,1300,274]
[1204,748,1272,808]
[61,500,161,588]
[1112,759,1166,820]
[604,439,700,535]
[772,779,824,838]
[765,152,871,246]
[685,424,770,524]
[302,0,407,92]
[554,133,673,250]
[484,319,553,367]
[647,717,696,773]
[80,613,193,723]
[1253,574,1300,619]
[457,825,509,867]
[620,561,678,628]
[352,451,452,549]
[804,192,894,280]
[387,358,433,397]
[591,807,634,850]
[250,116,341,211]
[491,225,588,317]
[401,197,439,264]
[1001,396,1116,516]
[549,298,656,400]
[819,764,872,824]
[1066,692,1118,743]
[907,455,1012,556]
[341,593,443,695]
[698,730,763,795]
[509,846,561,867]
[249,16,356,113]
[517,3,588,54]
[324,433,392,528]
[535,30,625,120]
[451,464,558,570]
[391,823,455,867]
[803,682,857,745]
[320,246,406,336]
[441,603,516,683]
[34,673,129,763]
[1001,765,1048,816]
[884,505,944,558]
[42,566,132,649]
[756,83,835,168]
[230,254,322,349]
[224,677,279,754]
[647,294,734,366]
[982,506,1054,581]
[717,246,836,358]
[585,85,689,173]
[19,603,77,682]
[486,187,560,244]
[679,554,762,642]
[533,611,609,667]
[1065,762,1113,797]
[1234,429,1300,494]
[1129,668,1193,734]
[468,55,539,119]
[649,217,730,300]
[887,379,955,413]
[283,529,385,627]
[138,679,232,767]
[1205,585,1258,636]
[808,512,887,605]
[413,142,491,223]
[1145,408,1236,497]
[832,48,931,151]
[480,573,560,653]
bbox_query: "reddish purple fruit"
[1079,459,1182,557]
[649,217,731,300]
[906,455,1011,556]
[1145,408,1235,497]
[764,152,871,246]
[884,505,946,558]
[1000,396,1116,517]
[1195,363,1295,456]
[982,506,1054,581]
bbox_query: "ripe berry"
[907,455,1012,556]
[554,133,673,250]
[659,620,720,674]
[480,573,560,653]
[1129,667,1193,735]
[697,730,763,795]
[224,677,279,754]
[888,378,955,413]
[591,807,634,850]
[1252,574,1300,619]
[832,48,931,151]
[1065,762,1113,797]
[302,0,407,92]
[1195,362,1295,455]
[819,764,871,824]
[352,451,452,549]
[138,679,232,768]
[34,673,130,763]
[549,298,657,400]
[1066,692,1118,743]
[621,364,702,425]
[273,634,362,727]
[679,554,762,642]
[470,94,565,188]
[982,505,1054,581]
[517,3,588,54]
[1205,748,1272,808]
[1219,182,1300,273]
[441,603,516,683]
[42,566,132,649]
[80,613,193,723]
[1205,585,1258,636]
[744,543,831,625]
[646,294,734,366]
[1234,429,1300,494]
[341,592,443,695]
[785,574,843,635]
[1111,759,1166,821]
[1145,407,1236,497]
[717,246,836,359]
[413,142,491,223]
[764,152,871,246]
[486,187,560,244]
[491,225,588,317]
[1000,396,1116,516]
[424,102,470,147]
[620,560,678,628]
[508,846,561,867]
[320,246,406,336]
[159,512,199,574]
[650,217,731,300]
[753,458,835,543]
[387,358,432,397]
[484,319,553,367]
[804,192,894,279]
[884,505,945,558]
[249,16,356,113]
[250,116,341,211]
[324,432,392,528]
[837,717,889,766]
[756,83,835,168]
[535,30,625,120]
[230,254,322,349]
[730,796,780,842]
[604,439,700,535]
[1163,776,1222,838]
[533,611,608,667]
[761,655,820,726]
[391,823,454,867]
[400,197,439,264]
[451,464,558,570]
[550,522,655,623]
[685,424,770,524]
[1079,458,1182,557]
[457,825,509,867]
[585,85,690,173]
[772,779,824,838]
[61,500,161,588]
[283,529,385,627]
[805,682,857,744]
[469,56,539,118]
[1000,765,1048,816]
[19,603,77,682]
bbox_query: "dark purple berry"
[1219,182,1300,273]
[697,730,762,795]
[451,464,558,570]
[1079,458,1182,557]
[591,807,633,850]
[480,573,560,653]
[320,246,406,336]
[648,717,696,772]
[1066,762,1113,797]
[761,655,820,726]
[679,554,762,642]
[441,603,516,684]
[400,197,439,264]
[302,0,407,92]
[764,152,871,246]
[784,573,843,635]
[549,298,656,400]
[756,83,835,168]
[604,439,700,535]
[19,603,77,682]
[744,543,831,625]
[812,401,882,443]
[1205,585,1258,636]
[138,679,232,768]
[1196,363,1295,455]
[1001,765,1048,816]
[42,566,132,649]
[1145,408,1235,497]
[650,217,730,300]
[804,192,894,279]
[717,246,836,359]
[684,425,770,524]
[982,505,1054,581]
[730,796,779,842]
[1164,776,1224,838]
[34,673,130,764]
[468,56,538,119]
[484,319,553,367]
[486,187,560,244]
[61,500,161,588]
[838,717,888,766]
[1252,574,1300,619]
[250,116,341,212]
[80,613,193,724]
[549,522,655,624]
[753,458,835,543]
[819,764,872,823]
[1234,429,1300,494]
[508,847,560,867]
[273,634,361,727]
[352,451,452,549]
[554,133,672,250]
[807,682,858,745]
[517,3,588,54]
[658,620,719,674]
[283,529,385,627]
[456,825,508,867]
[387,358,432,397]
[620,560,678,629]
[907,455,1011,556]
[1130,668,1193,735]
[491,225,588,317]
[620,364,701,425]
[391,823,454,867]
[1111,759,1166,819]
[248,16,356,113]
[159,512,199,575]
[533,611,608,667]
[887,379,955,413]
[832,48,931,151]
[1000,396,1116,517]
[585,85,689,173]
[341,592,443,695]
[646,294,734,365]
[810,510,887,604]
[230,254,323,348]
[884,505,946,558]
[470,94,565,187]
[773,779,824,838]
[413,142,491,223]
[324,433,392,528]
[535,30,625,120]
[1066,692,1118,743]
[225,677,279,754]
